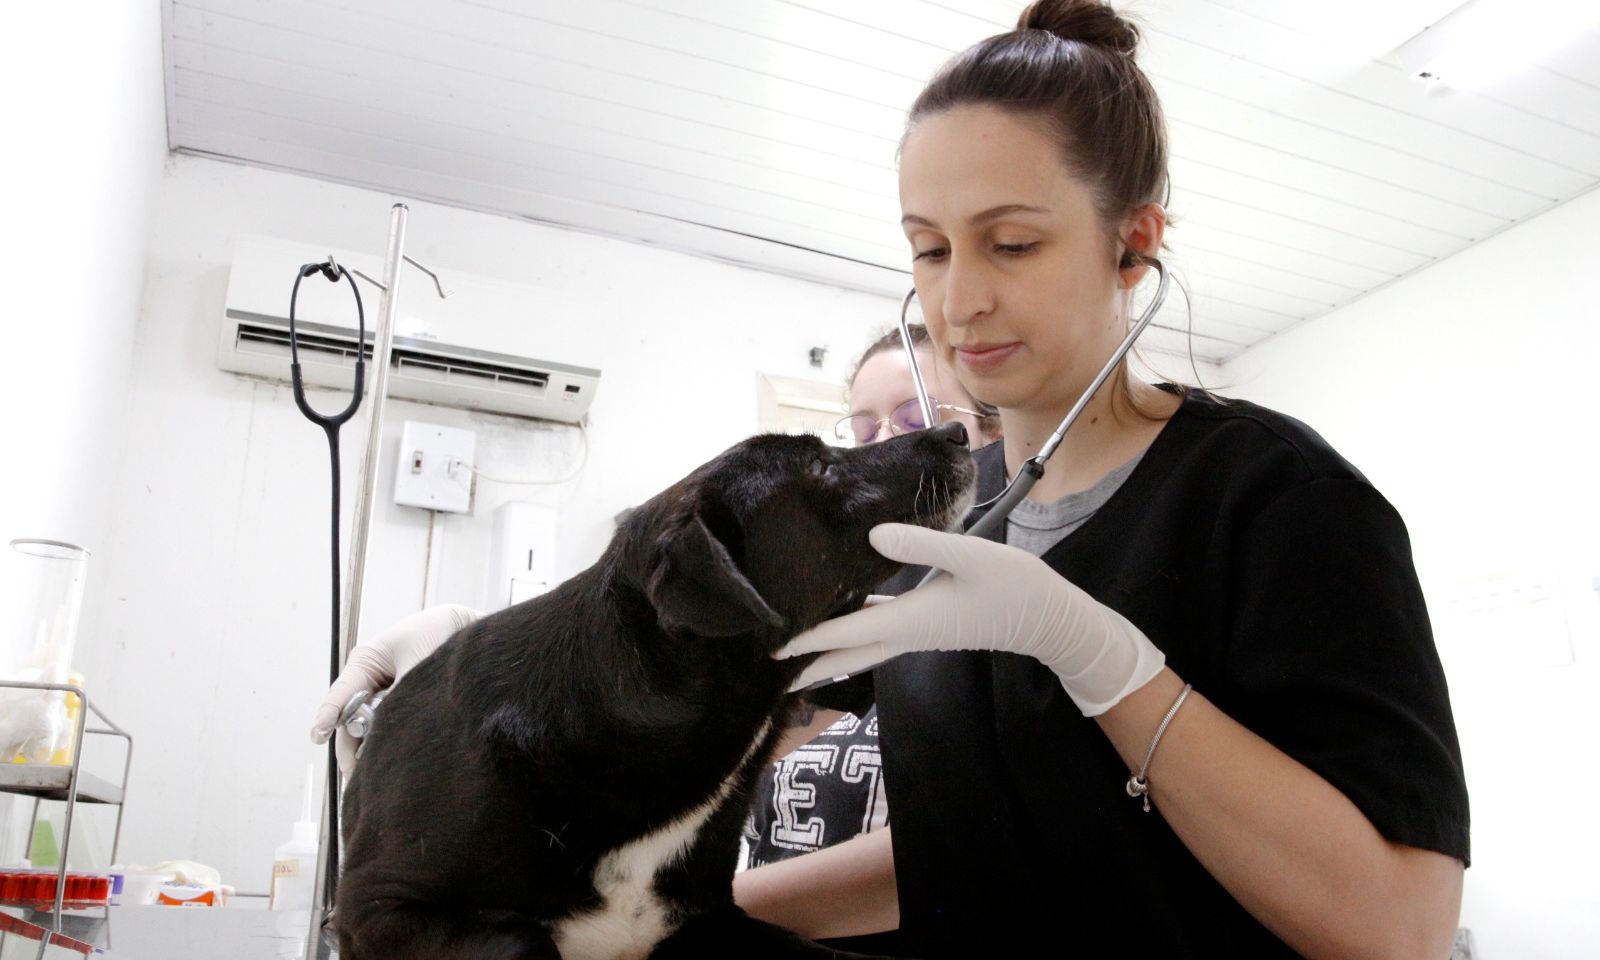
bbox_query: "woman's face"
[898,104,1155,414]
[848,346,985,445]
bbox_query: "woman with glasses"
[834,325,1001,450]
[733,324,999,953]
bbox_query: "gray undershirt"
[1005,450,1146,557]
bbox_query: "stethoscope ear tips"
[299,259,345,283]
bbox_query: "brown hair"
[850,324,1003,441]
[908,0,1167,236]
[905,0,1195,419]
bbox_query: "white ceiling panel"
[164,0,1600,362]
[1543,39,1600,89]
[172,73,904,234]
[173,96,910,266]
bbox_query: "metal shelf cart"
[0,680,133,929]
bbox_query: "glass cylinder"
[2,540,88,676]
[0,539,90,764]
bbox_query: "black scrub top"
[814,388,1470,959]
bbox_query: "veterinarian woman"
[737,324,999,954]
[762,1,1469,957]
[314,1,1469,955]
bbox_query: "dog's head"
[616,423,976,645]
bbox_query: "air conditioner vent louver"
[393,350,548,392]
[236,324,362,363]
[235,321,554,396]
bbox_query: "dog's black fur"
[336,424,974,960]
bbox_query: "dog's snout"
[930,421,969,447]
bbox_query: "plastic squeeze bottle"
[269,765,319,910]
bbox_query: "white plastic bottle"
[269,765,320,911]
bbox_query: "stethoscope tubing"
[288,260,367,425]
[287,258,368,906]
[897,288,940,433]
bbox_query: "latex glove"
[777,524,1164,716]
[309,603,481,774]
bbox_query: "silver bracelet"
[1125,683,1193,813]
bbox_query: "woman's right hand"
[308,603,482,774]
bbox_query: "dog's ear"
[647,505,784,638]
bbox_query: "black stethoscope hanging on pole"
[286,257,366,905]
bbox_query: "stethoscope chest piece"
[339,688,384,740]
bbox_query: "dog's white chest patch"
[550,807,709,960]
[551,720,773,960]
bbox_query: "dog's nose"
[929,421,969,447]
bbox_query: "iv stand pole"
[306,202,409,958]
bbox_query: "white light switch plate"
[394,421,475,513]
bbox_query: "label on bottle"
[158,888,219,907]
[273,858,300,879]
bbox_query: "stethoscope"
[289,258,368,704]
[288,258,367,898]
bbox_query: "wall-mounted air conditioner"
[219,235,600,423]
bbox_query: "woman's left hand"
[310,603,482,774]
[776,523,1165,716]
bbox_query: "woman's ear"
[1117,202,1167,289]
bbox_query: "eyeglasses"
[833,398,982,446]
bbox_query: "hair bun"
[1016,0,1140,56]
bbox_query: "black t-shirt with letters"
[742,706,888,868]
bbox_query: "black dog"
[336,423,974,960]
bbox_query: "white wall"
[1226,186,1600,959]
[0,0,166,872]
[0,6,166,605]
[81,152,973,890]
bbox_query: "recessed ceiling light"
[1394,0,1600,93]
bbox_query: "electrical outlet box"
[394,421,475,513]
